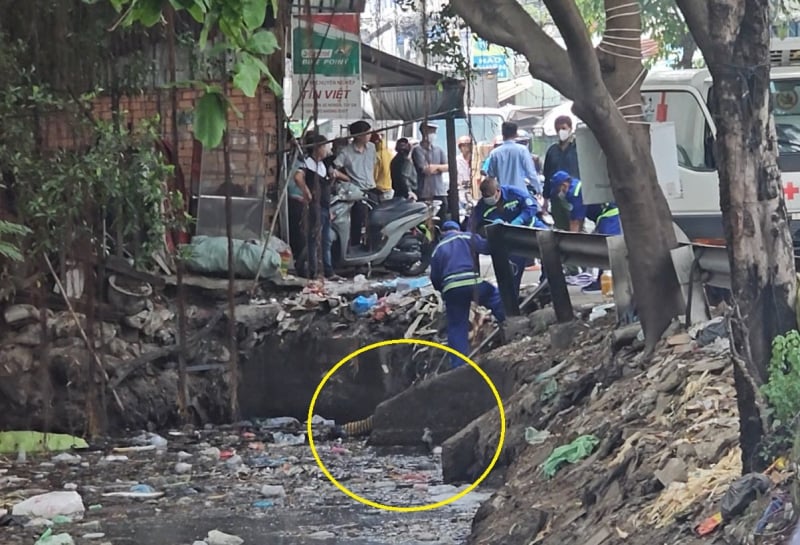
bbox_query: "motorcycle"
[328,183,439,276]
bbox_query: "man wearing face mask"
[390,137,418,200]
[471,177,548,300]
[543,116,580,232]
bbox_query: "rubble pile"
[0,417,491,545]
[463,315,798,545]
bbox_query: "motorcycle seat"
[369,199,427,227]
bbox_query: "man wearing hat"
[430,220,505,369]
[332,120,378,248]
[412,121,449,222]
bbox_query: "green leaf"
[242,0,268,30]
[194,91,226,149]
[247,30,279,55]
[234,55,261,97]
[133,0,165,26]
[187,2,205,22]
[270,0,278,17]
[199,11,218,49]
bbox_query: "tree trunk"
[450,0,683,348]
[678,0,797,472]
[677,33,697,69]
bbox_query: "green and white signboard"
[292,13,362,119]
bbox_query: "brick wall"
[40,84,281,196]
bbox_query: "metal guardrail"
[483,223,787,326]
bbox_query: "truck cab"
[640,37,800,244]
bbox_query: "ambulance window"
[641,91,715,171]
[772,79,800,155]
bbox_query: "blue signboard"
[473,54,509,79]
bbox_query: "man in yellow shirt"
[371,131,394,200]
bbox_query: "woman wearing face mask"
[543,115,581,233]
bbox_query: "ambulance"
[640,37,800,245]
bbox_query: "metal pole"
[445,115,459,221]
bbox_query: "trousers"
[443,282,506,369]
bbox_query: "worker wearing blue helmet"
[550,170,622,293]
[471,177,548,301]
[429,220,506,369]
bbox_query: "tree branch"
[674,0,711,54]
[543,0,606,100]
[450,0,577,99]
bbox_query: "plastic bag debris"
[0,431,88,454]
[541,435,599,478]
[720,473,772,520]
[13,491,85,519]
[351,294,378,315]
[273,432,305,446]
[524,427,551,445]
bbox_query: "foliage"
[91,0,282,149]
[572,0,696,68]
[0,37,178,269]
[0,218,31,262]
[394,0,474,79]
[762,330,800,425]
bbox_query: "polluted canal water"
[2,418,495,545]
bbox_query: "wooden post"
[536,230,573,323]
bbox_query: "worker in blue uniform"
[430,221,506,369]
[470,177,548,301]
[549,170,587,233]
[550,170,622,293]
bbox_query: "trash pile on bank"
[1,266,504,433]
[0,417,490,545]
[463,310,799,545]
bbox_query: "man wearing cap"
[471,177,548,300]
[333,120,378,248]
[412,122,449,222]
[485,121,541,194]
[430,220,505,369]
[551,170,622,293]
[549,170,587,233]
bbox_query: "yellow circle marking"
[306,338,506,512]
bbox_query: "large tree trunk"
[678,0,797,472]
[450,0,683,349]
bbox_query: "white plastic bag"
[12,491,85,518]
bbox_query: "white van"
[640,37,800,244]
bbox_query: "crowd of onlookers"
[283,114,586,281]
[285,119,459,280]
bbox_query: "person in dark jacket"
[389,137,418,200]
[543,115,580,232]
[430,220,505,369]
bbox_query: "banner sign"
[292,13,363,119]
[472,38,511,80]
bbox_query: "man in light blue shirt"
[486,121,541,194]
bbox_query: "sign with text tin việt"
[292,13,362,119]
